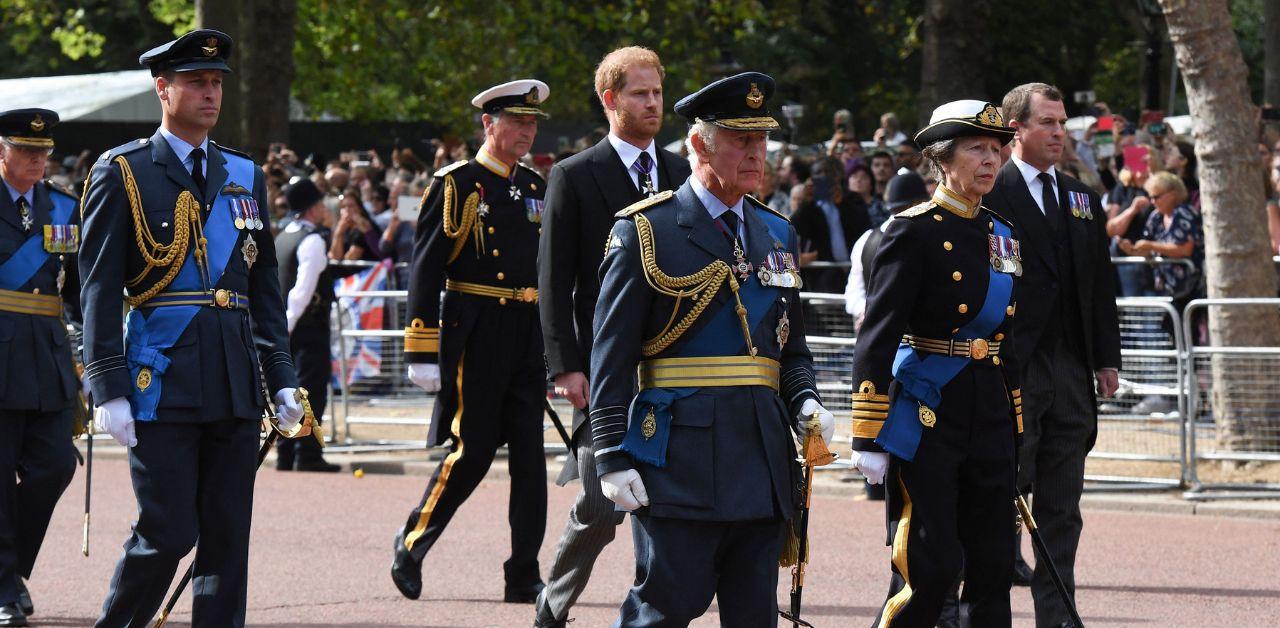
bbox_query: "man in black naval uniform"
[534,46,690,627]
[391,79,550,604]
[79,30,304,627]
[0,109,82,627]
[985,82,1120,628]
[275,179,340,472]
[849,100,1022,628]
[590,72,834,626]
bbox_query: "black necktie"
[720,210,740,244]
[14,196,30,233]
[633,152,655,196]
[191,147,206,194]
[1038,172,1060,221]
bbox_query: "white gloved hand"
[796,398,836,445]
[273,388,304,431]
[852,451,890,485]
[600,469,650,511]
[96,397,136,447]
[407,362,441,393]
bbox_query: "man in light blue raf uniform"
[79,29,304,627]
[0,108,83,627]
[590,72,835,626]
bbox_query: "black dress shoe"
[1013,555,1034,586]
[935,588,960,628]
[390,531,422,600]
[295,458,341,473]
[15,580,31,616]
[505,580,545,604]
[0,604,28,628]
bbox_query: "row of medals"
[233,198,262,268]
[727,238,797,349]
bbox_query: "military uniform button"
[499,297,508,305]
[1007,305,1015,316]
[952,271,962,281]
[531,183,538,191]
[488,226,495,234]
[943,241,953,251]
[995,333,1005,341]
[32,288,40,294]
[958,303,968,314]
[933,214,943,222]
[492,249,500,257]
[992,356,1002,365]
[952,327,960,334]
[497,272,505,280]
[988,221,994,230]
[161,222,170,228]
[538,228,542,235]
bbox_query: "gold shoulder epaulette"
[745,194,790,222]
[440,172,480,263]
[517,162,544,180]
[615,189,674,218]
[433,160,469,178]
[896,201,935,219]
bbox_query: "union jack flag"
[332,260,390,385]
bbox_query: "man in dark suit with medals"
[590,72,834,626]
[79,30,304,626]
[390,79,550,605]
[0,109,82,627]
[534,46,690,628]
[984,82,1120,628]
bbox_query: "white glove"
[96,397,136,447]
[852,451,890,485]
[600,469,650,511]
[273,388,304,431]
[407,362,441,393]
[796,398,835,445]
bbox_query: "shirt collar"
[1010,153,1056,189]
[158,126,209,168]
[475,148,513,178]
[932,184,980,219]
[2,178,33,206]
[607,133,657,172]
[689,174,744,221]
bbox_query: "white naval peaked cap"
[471,79,551,118]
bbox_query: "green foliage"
[0,0,194,77]
[148,0,196,36]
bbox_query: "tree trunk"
[240,0,296,160]
[1160,0,1280,454]
[1266,0,1280,107]
[196,0,244,149]
[917,0,990,128]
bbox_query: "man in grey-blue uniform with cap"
[0,108,83,627]
[590,72,835,626]
[80,30,304,627]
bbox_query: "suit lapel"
[676,182,733,262]
[743,203,774,272]
[204,142,229,204]
[589,139,641,213]
[30,183,52,232]
[998,161,1057,274]
[151,129,202,199]
[0,179,23,232]
[655,148,687,192]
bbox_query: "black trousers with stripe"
[871,364,1016,628]
[396,306,547,589]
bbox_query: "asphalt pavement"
[21,456,1280,627]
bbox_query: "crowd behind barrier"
[323,257,1280,500]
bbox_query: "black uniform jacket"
[0,178,82,411]
[537,137,690,435]
[79,130,296,421]
[589,181,820,521]
[849,188,1022,454]
[983,161,1120,372]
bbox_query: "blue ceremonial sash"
[125,153,255,421]
[0,191,76,291]
[620,211,788,467]
[875,219,1015,461]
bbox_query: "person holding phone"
[1105,143,1163,296]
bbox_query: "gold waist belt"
[0,288,62,317]
[903,334,1001,360]
[445,279,538,304]
[638,356,781,391]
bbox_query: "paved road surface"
[22,457,1280,626]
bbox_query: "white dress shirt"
[284,219,328,333]
[1010,153,1058,215]
[158,126,210,178]
[607,133,660,193]
[689,175,746,247]
[844,220,892,318]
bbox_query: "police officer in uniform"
[79,30,304,626]
[390,80,549,604]
[0,109,82,627]
[275,179,340,472]
[849,100,1023,628]
[590,72,835,626]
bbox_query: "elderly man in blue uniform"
[79,30,304,627]
[0,109,82,627]
[849,100,1022,627]
[390,79,550,604]
[590,72,834,626]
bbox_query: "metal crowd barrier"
[1182,298,1280,500]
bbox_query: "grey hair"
[690,119,718,157]
[920,139,956,181]
[684,127,703,168]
